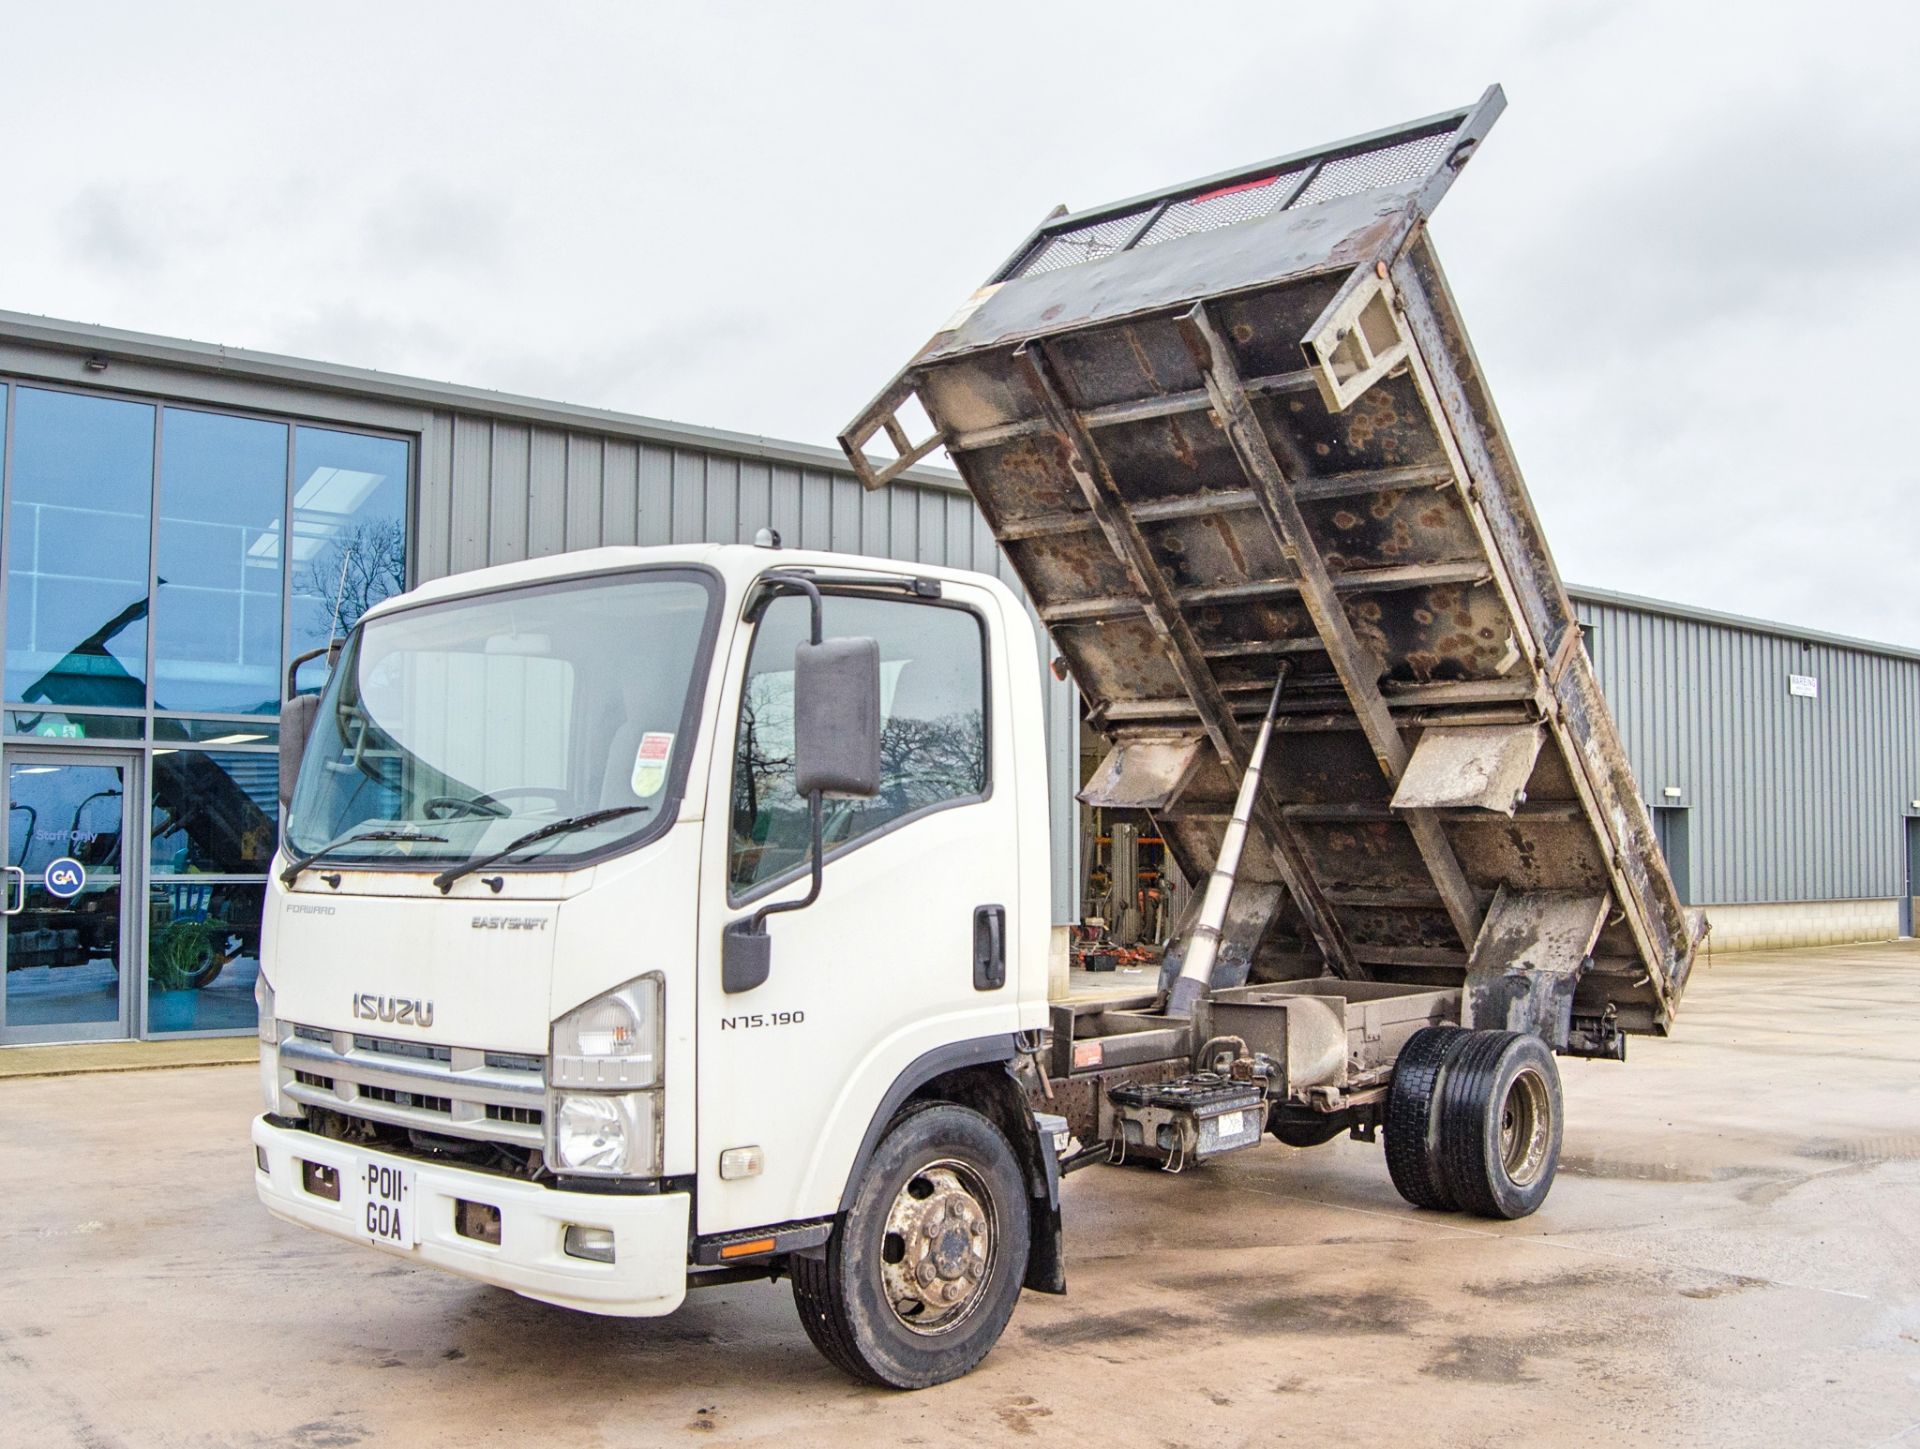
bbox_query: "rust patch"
[1122,324,1166,394]
[1163,415,1197,470]
[1211,514,1249,574]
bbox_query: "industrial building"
[0,309,1912,1047]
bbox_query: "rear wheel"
[1384,1025,1470,1210]
[791,1103,1029,1388]
[1435,1030,1563,1219]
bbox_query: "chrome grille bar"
[279,1026,545,1148]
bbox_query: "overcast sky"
[3,1,1915,645]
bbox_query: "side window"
[729,594,987,895]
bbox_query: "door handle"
[3,866,25,916]
[972,905,1006,991]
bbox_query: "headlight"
[550,975,661,1088]
[551,1092,655,1174]
[548,975,664,1177]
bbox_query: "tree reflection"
[298,516,407,638]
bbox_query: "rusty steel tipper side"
[843,86,1700,1044]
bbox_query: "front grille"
[485,1050,542,1073]
[355,1035,452,1064]
[364,1085,454,1115]
[278,1025,545,1149]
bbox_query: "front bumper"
[252,1116,688,1316]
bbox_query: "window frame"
[726,585,994,909]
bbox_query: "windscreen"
[284,569,717,869]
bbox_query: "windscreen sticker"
[632,732,674,798]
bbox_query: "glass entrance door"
[2,751,135,1044]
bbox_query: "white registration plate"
[360,1162,415,1249]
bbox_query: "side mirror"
[279,694,321,810]
[793,636,882,798]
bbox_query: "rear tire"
[1435,1030,1563,1220]
[791,1102,1029,1389]
[1384,1025,1469,1210]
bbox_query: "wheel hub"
[880,1161,995,1334]
[1499,1066,1552,1187]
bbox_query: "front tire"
[792,1102,1030,1388]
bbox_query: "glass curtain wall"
[0,379,411,1036]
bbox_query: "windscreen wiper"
[431,807,648,894]
[279,828,450,887]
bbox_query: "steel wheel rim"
[878,1157,997,1336]
[1498,1067,1552,1187]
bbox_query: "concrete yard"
[3,943,1917,1448]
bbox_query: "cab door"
[693,580,1023,1236]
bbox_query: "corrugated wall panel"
[526,427,568,559]
[415,411,454,583]
[600,440,637,547]
[1576,591,1920,906]
[564,435,605,551]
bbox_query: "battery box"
[1106,1074,1267,1171]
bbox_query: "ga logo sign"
[44,857,86,899]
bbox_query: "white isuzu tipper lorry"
[253,88,1700,1388]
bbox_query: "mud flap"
[1024,1130,1067,1295]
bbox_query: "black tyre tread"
[1384,1025,1469,1210]
[1434,1030,1563,1220]
[1434,1031,1516,1217]
[789,1101,1027,1388]
[791,1250,876,1384]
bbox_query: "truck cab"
[254,543,1059,1386]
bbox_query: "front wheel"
[791,1102,1029,1388]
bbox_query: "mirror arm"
[745,789,824,937]
[743,568,831,935]
[285,637,347,699]
[761,570,825,646]
[723,572,833,993]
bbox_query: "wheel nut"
[917,1262,936,1286]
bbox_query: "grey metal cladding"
[1572,588,1920,906]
